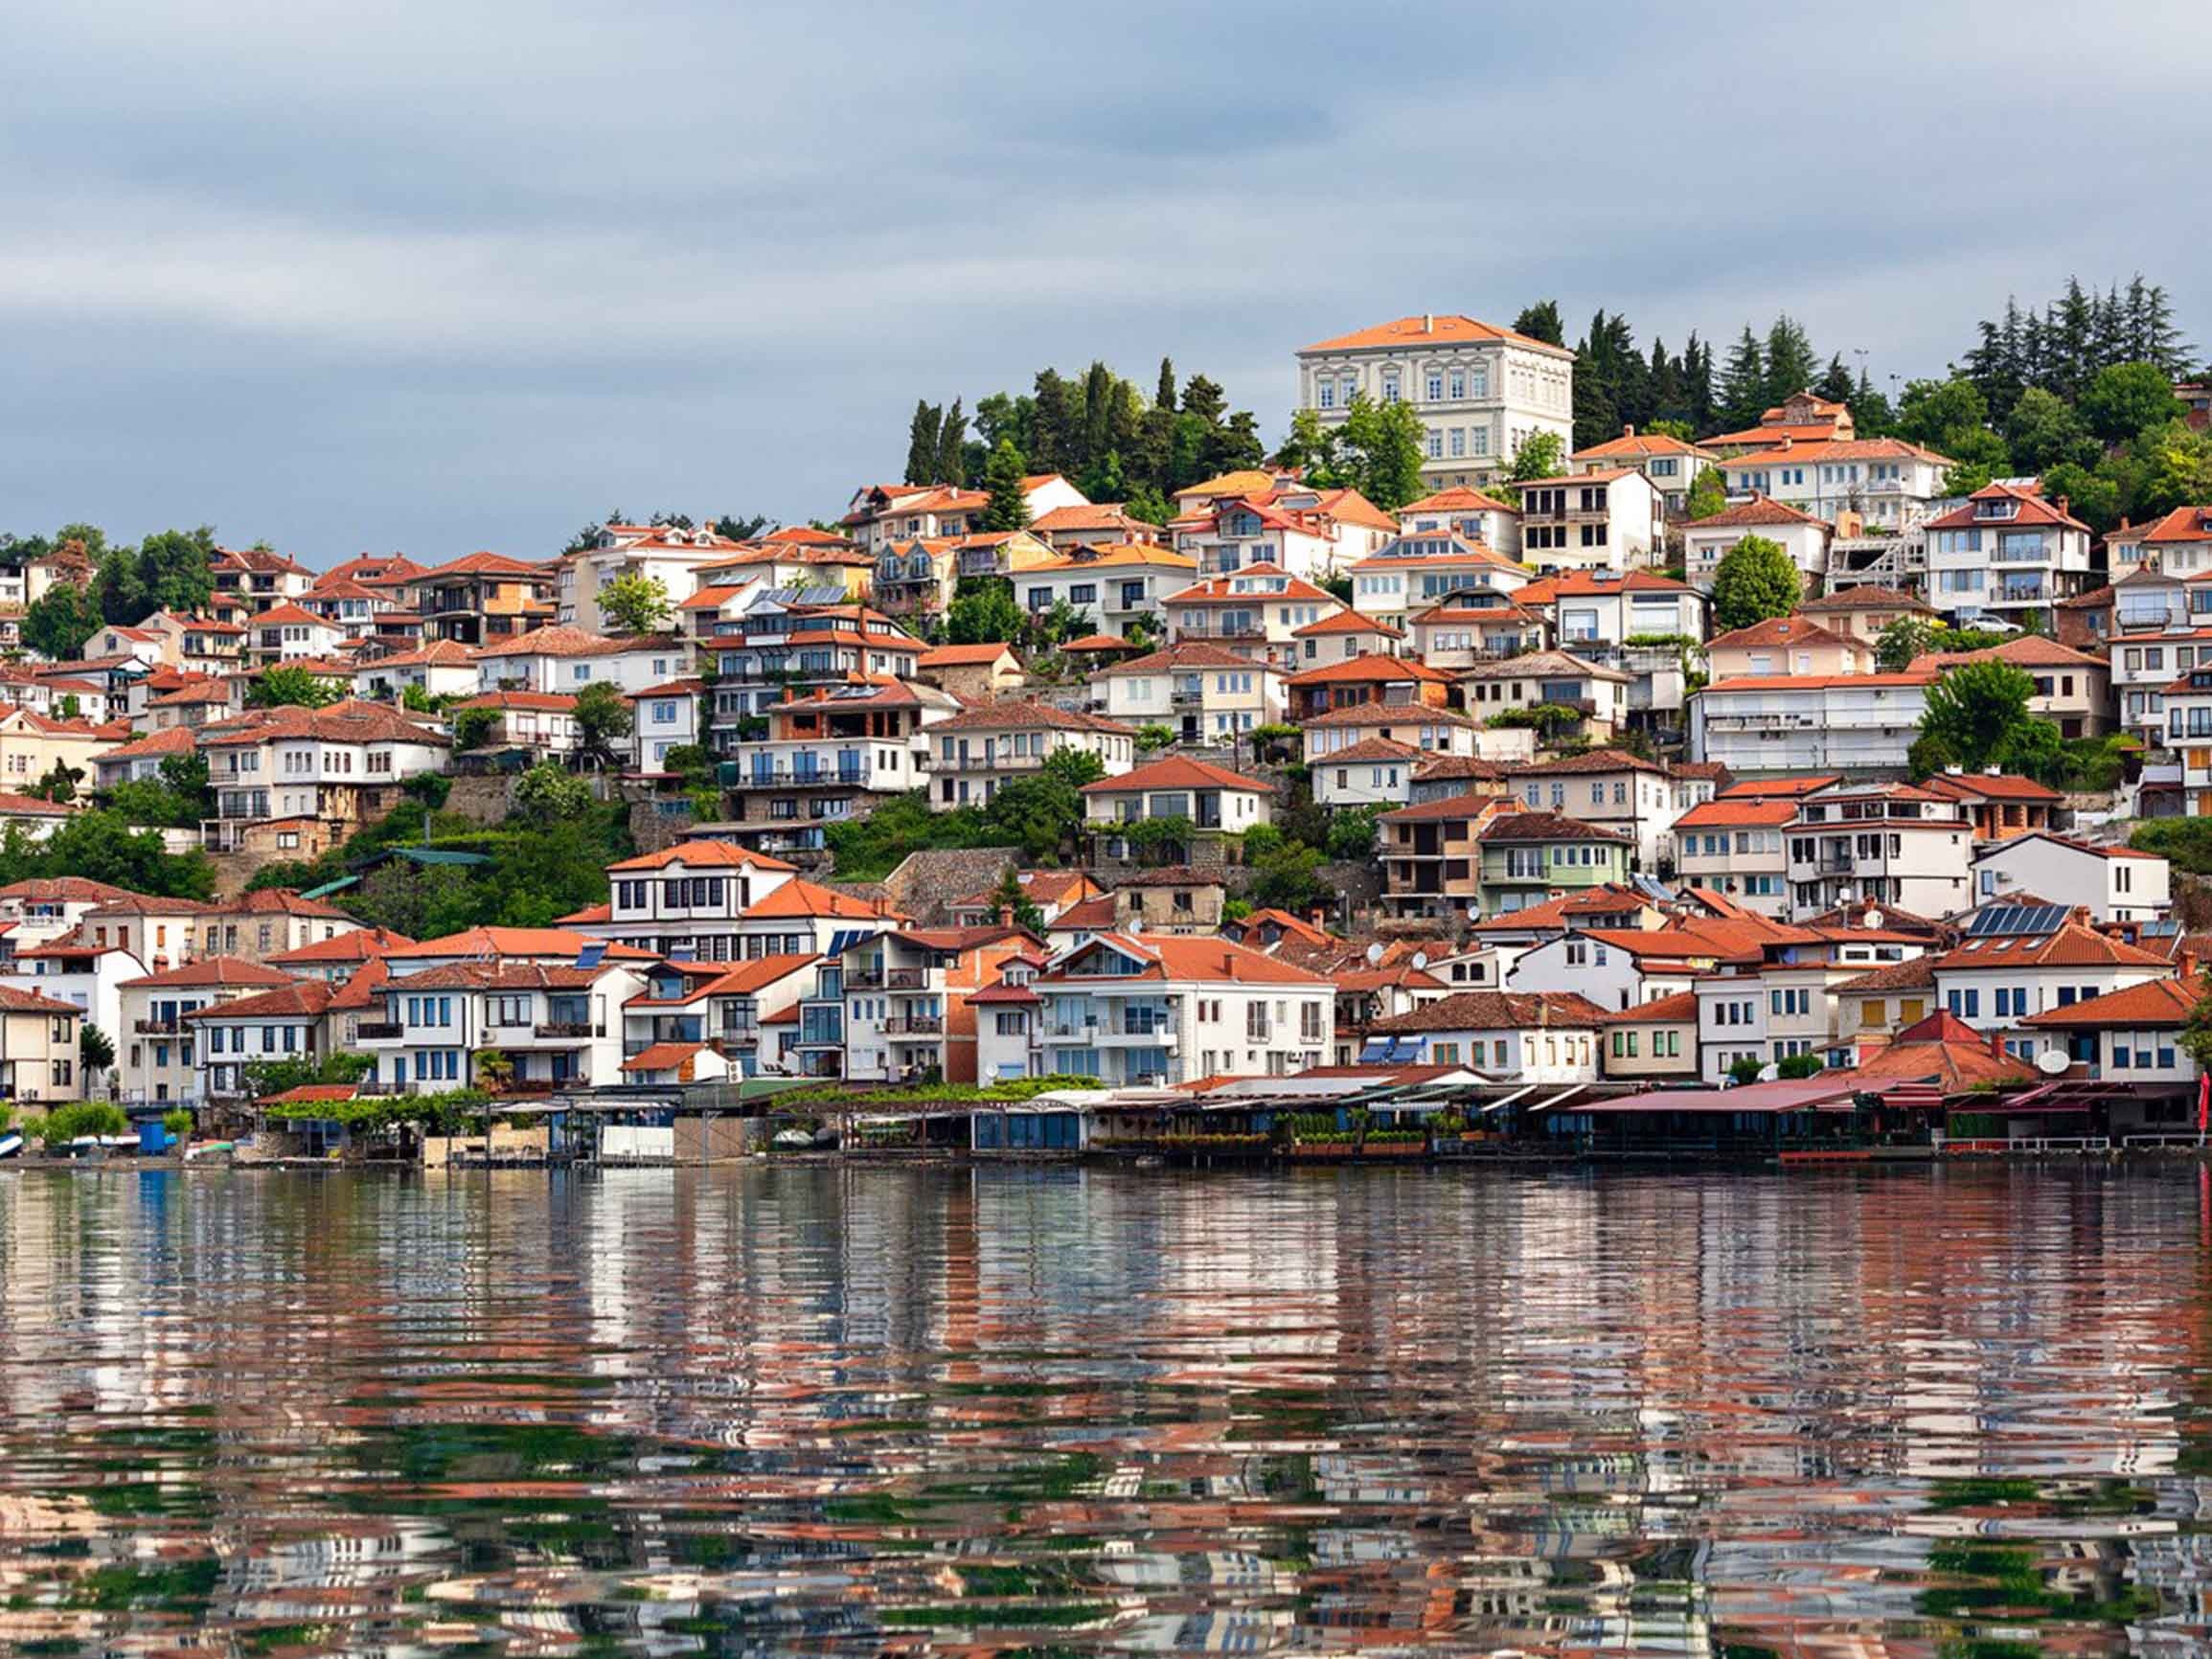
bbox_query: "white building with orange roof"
[0,706,120,794]
[135,609,247,672]
[1570,424,1720,516]
[1924,481,2096,624]
[557,520,749,632]
[586,838,791,961]
[627,677,702,772]
[90,723,197,790]
[472,625,689,697]
[1791,583,1937,646]
[197,699,451,853]
[1708,616,1873,682]
[1699,389,1856,455]
[1398,485,1521,555]
[1162,564,1344,669]
[266,925,415,982]
[1090,641,1286,743]
[621,953,820,1079]
[1719,435,1951,532]
[1311,736,1422,807]
[943,869,1104,928]
[1672,797,1797,916]
[841,475,1086,554]
[1909,633,2111,739]
[722,677,957,855]
[1079,755,1274,864]
[1290,608,1403,666]
[1035,930,1334,1084]
[1300,701,1492,761]
[351,639,481,702]
[1294,312,1575,488]
[1680,494,1833,593]
[1784,779,1974,919]
[945,527,1059,585]
[300,578,401,638]
[924,700,1137,808]
[1512,467,1665,573]
[410,551,557,646]
[840,922,1042,1084]
[1169,489,1388,583]
[1028,502,1163,550]
[1014,543,1197,638]
[1971,831,2170,923]
[1404,597,1546,670]
[353,959,647,1096]
[1928,915,2173,1058]
[1689,671,1935,778]
[2108,504,2212,580]
[1348,528,1530,629]
[243,601,349,668]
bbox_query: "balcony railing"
[134,1019,185,1034]
[739,764,872,787]
[846,967,885,989]
[356,1022,403,1040]
[886,967,927,989]
[535,1021,602,1039]
[881,1015,944,1035]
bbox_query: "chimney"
[1622,423,1635,439]
[997,905,1015,928]
[1988,1029,2005,1059]
[2057,495,2070,516]
[2183,951,2199,980]
[1423,312,1434,333]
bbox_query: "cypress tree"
[1763,315,1818,407]
[904,400,943,485]
[935,398,969,488]
[981,439,1032,531]
[1719,329,1767,430]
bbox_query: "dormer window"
[1974,498,2019,520]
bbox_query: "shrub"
[161,1109,193,1139]
[34,1102,128,1145]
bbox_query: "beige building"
[1596,989,1699,1080]
[1909,634,2113,740]
[914,643,1026,700]
[1794,585,1940,648]
[0,984,83,1104]
[117,958,298,1110]
[1093,643,1287,746]
[925,701,1138,808]
[0,708,116,796]
[1707,616,1874,682]
[1295,313,1575,488]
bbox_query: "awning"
[1556,1079,1860,1117]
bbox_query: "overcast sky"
[5,0,2208,568]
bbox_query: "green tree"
[1335,394,1425,509]
[1513,301,1564,346]
[1710,534,1802,631]
[21,581,103,661]
[1763,314,1818,407]
[80,1023,115,1076]
[905,398,944,484]
[1717,327,1767,429]
[2080,361,2185,444]
[1135,723,1174,751]
[513,761,597,819]
[2003,387,2098,473]
[981,438,1033,531]
[2128,420,2212,519]
[1727,1055,1766,1085]
[247,665,341,709]
[1275,407,1342,481]
[1874,616,1938,673]
[573,682,633,764]
[98,526,217,625]
[451,705,499,750]
[1917,659,2036,770]
[1325,806,1383,862]
[1775,1053,1825,1079]
[599,571,673,635]
[1683,466,1728,519]
[945,578,1025,646]
[1249,841,1329,914]
[989,866,1046,932]
[1504,430,1564,484]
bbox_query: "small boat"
[183,1141,235,1163]
[0,1132,20,1159]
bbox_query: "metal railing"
[886,968,927,989]
[355,1021,403,1040]
[534,1022,602,1039]
[881,1016,944,1035]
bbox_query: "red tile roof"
[1367,989,1608,1032]
[1286,653,1452,687]
[2023,973,2202,1029]
[1683,493,1828,531]
[1302,314,1572,356]
[605,840,798,874]
[1079,756,1275,794]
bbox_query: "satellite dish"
[2035,1049,2070,1076]
[1365,942,1385,966]
[1756,1063,1780,1082]
[1468,906,1485,925]
[1411,951,1429,970]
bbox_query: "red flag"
[2198,1071,2208,1136]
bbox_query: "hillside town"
[6,303,2212,1159]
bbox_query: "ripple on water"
[0,1162,2208,1654]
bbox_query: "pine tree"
[981,439,1032,531]
[1719,329,1767,430]
[935,398,969,488]
[904,400,943,484]
[1030,371,1073,472]
[1080,360,1115,479]
[1763,315,1818,408]
[1814,354,1856,405]
[1154,357,1176,415]
[1514,301,1564,346]
[1649,337,1685,428]
[1682,332,1715,433]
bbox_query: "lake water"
[4,1163,2211,1655]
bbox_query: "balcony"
[846,967,885,989]
[1042,1017,1100,1039]
[737,764,873,788]
[134,1018,185,1035]
[356,1021,403,1040]
[881,1015,944,1035]
[534,1021,602,1039]
[886,967,927,989]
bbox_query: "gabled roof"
[1380,790,1500,824]
[1908,634,2107,672]
[356,640,478,670]
[1709,616,1853,652]
[1596,989,1700,1023]
[244,602,337,630]
[266,926,415,966]
[384,926,656,961]
[1401,486,1516,516]
[917,643,1022,667]
[1162,564,1338,606]
[1300,700,1480,730]
[1286,653,1451,688]
[474,625,668,661]
[1291,609,1402,638]
[1682,493,1828,531]
[1676,798,1800,830]
[1044,931,1329,986]
[740,878,894,920]
[1510,747,1668,778]
[1796,585,1938,615]
[1846,1011,2036,1087]
[927,700,1133,736]
[2111,505,2212,545]
[1097,641,1278,676]
[2022,973,2203,1029]
[605,840,798,874]
[185,979,339,1020]
[1079,756,1275,795]
[1924,481,2089,534]
[1834,956,1939,994]
[1458,648,1630,683]
[1933,920,2170,970]
[1919,771,2065,805]
[1572,428,1712,462]
[419,551,548,580]
[1366,989,1608,1033]
[1478,810,1627,845]
[121,957,293,990]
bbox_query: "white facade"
[1295,314,1575,488]
[1720,440,1950,531]
[1690,674,1933,776]
[1513,471,1665,574]
[1785,783,1973,920]
[1015,552,1198,638]
[1972,835,2172,923]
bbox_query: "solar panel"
[1966,902,2065,938]
[575,942,607,968]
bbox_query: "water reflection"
[1,1163,2209,1653]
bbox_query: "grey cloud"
[2,0,2209,561]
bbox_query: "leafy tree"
[21,580,103,661]
[1276,407,1342,480]
[1504,430,1564,484]
[714,512,773,541]
[1032,598,1091,648]
[1775,1053,1825,1079]
[97,526,217,625]
[945,578,1025,646]
[2128,420,2212,519]
[474,1049,514,1092]
[1726,1055,1766,1085]
[573,681,633,764]
[248,665,341,709]
[513,761,597,819]
[1325,806,1383,862]
[2003,388,2097,473]
[1875,616,1938,673]
[1717,327,1767,430]
[451,705,499,750]
[1683,466,1728,520]
[80,1023,114,1075]
[29,1102,127,1144]
[1135,724,1174,751]
[1710,534,1802,631]
[242,1051,374,1100]
[0,811,217,898]
[1334,394,1426,509]
[1125,484,1172,526]
[935,398,969,487]
[981,438,1033,531]
[2181,983,2212,1077]
[1917,659,2036,770]
[400,683,441,713]
[599,571,673,635]
[1250,841,1329,914]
